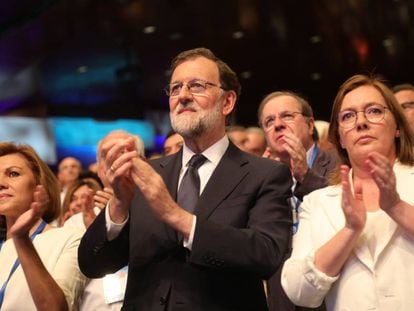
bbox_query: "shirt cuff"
[183,215,197,250]
[105,203,129,241]
[304,252,339,291]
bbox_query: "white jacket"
[281,162,414,311]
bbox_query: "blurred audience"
[226,125,248,151]
[245,126,267,156]
[314,120,334,151]
[393,83,414,136]
[61,179,102,228]
[163,131,184,155]
[88,162,98,174]
[57,156,82,202]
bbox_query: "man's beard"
[170,101,222,138]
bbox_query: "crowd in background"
[0,47,414,311]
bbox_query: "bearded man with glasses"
[79,48,293,311]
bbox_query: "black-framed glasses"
[164,79,225,97]
[338,104,388,129]
[262,111,303,131]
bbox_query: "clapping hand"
[10,185,49,238]
[340,165,366,232]
[366,152,401,211]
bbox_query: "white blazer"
[281,162,414,311]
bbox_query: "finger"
[95,190,112,200]
[110,150,137,174]
[103,187,114,195]
[94,194,110,205]
[340,165,352,211]
[105,141,133,172]
[262,147,273,158]
[30,202,43,218]
[281,132,301,148]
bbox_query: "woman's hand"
[94,187,113,209]
[80,188,97,228]
[366,152,401,211]
[341,165,366,232]
[9,185,49,238]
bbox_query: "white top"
[64,207,102,230]
[0,226,86,311]
[64,208,124,311]
[281,162,414,311]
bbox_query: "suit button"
[160,297,167,305]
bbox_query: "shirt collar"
[182,135,229,167]
[306,143,316,164]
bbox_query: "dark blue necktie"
[177,154,207,213]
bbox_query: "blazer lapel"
[373,163,414,264]
[321,187,375,271]
[195,144,249,220]
[312,150,332,175]
[321,163,414,272]
[157,150,183,199]
[321,186,345,232]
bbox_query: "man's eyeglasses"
[338,104,388,129]
[164,79,225,97]
[401,101,414,110]
[262,111,303,131]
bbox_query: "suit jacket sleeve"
[189,160,293,279]
[294,149,337,201]
[78,208,130,278]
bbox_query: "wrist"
[294,167,308,183]
[108,198,129,224]
[163,204,193,238]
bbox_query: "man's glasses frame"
[164,79,226,97]
[262,111,304,131]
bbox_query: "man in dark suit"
[78,48,293,311]
[258,91,337,311]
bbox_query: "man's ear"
[395,129,400,138]
[308,117,315,136]
[222,91,237,117]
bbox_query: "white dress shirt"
[105,135,229,249]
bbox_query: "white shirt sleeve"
[183,215,197,250]
[105,204,129,241]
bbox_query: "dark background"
[1,0,414,127]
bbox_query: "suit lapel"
[312,150,331,175]
[157,150,183,199]
[195,144,249,220]
[153,151,183,242]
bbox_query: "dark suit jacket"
[78,143,293,311]
[267,148,338,311]
[294,148,338,201]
